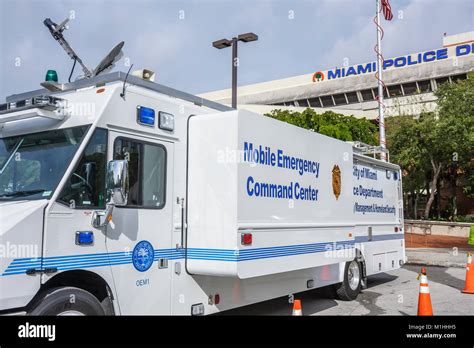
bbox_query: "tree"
[385,116,425,218]
[435,73,474,210]
[418,112,445,219]
[265,108,378,144]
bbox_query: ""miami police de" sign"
[312,43,473,82]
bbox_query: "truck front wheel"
[28,287,105,316]
[335,260,362,301]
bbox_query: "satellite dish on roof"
[93,41,125,77]
[43,16,125,80]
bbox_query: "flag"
[381,0,393,21]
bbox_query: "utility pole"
[213,33,258,109]
[231,37,238,109]
[376,0,387,161]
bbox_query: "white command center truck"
[0,72,405,315]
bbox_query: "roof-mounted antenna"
[120,64,134,99]
[43,17,93,78]
[43,17,125,80]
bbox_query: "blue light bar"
[76,231,94,245]
[137,106,155,126]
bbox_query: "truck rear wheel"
[28,287,105,316]
[335,260,362,301]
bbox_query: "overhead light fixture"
[212,39,232,49]
[237,32,258,43]
[212,32,259,109]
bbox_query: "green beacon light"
[45,70,58,82]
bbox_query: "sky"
[0,0,472,101]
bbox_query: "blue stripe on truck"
[355,233,404,243]
[1,235,401,276]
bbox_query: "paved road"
[407,248,471,268]
[222,265,474,315]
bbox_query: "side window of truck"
[58,128,107,209]
[113,138,166,209]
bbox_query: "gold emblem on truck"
[332,165,341,200]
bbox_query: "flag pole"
[376,0,387,161]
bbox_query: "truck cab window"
[58,128,107,208]
[0,126,88,201]
[113,138,166,208]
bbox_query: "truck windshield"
[0,126,88,200]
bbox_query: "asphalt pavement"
[406,248,471,268]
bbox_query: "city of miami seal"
[132,240,155,272]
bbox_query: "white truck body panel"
[187,110,355,278]
[352,155,405,275]
[0,200,45,309]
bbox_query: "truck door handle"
[158,258,168,269]
[25,268,58,275]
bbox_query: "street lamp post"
[231,38,238,109]
[213,32,258,109]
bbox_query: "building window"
[113,138,166,209]
[370,88,388,99]
[373,88,379,99]
[402,82,418,95]
[297,99,309,107]
[435,76,450,87]
[320,95,334,107]
[417,80,432,93]
[387,85,403,97]
[346,92,359,104]
[360,89,375,101]
[333,94,347,105]
[451,73,467,82]
[374,88,388,99]
[308,98,322,107]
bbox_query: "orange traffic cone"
[417,267,433,316]
[292,299,302,316]
[462,252,474,294]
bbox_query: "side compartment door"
[105,132,173,314]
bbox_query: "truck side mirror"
[92,160,129,228]
[106,160,129,206]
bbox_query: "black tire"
[28,287,105,316]
[334,260,362,301]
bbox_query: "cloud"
[318,0,473,69]
[0,0,472,99]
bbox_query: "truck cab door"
[104,132,173,314]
